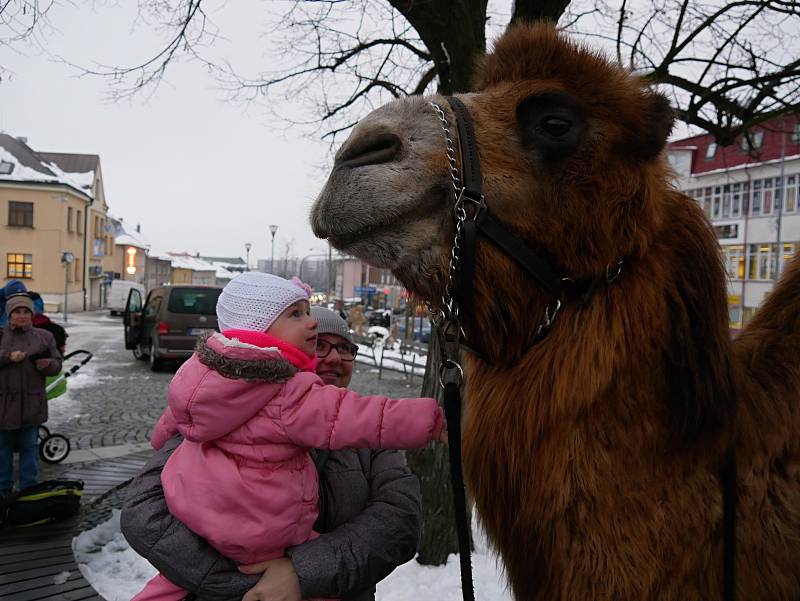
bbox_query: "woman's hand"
[240,557,302,601]
[10,351,26,363]
[35,358,50,370]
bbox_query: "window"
[0,160,14,175]
[722,245,745,280]
[702,187,713,218]
[781,243,797,274]
[705,142,717,160]
[8,201,33,227]
[747,243,777,280]
[786,175,797,213]
[792,123,800,144]
[731,183,742,217]
[67,207,74,232]
[721,184,732,218]
[74,258,81,284]
[76,210,83,234]
[167,287,223,315]
[762,178,774,215]
[712,186,722,219]
[751,180,762,216]
[741,129,764,152]
[6,253,33,279]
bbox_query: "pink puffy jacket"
[150,332,442,565]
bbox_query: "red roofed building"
[667,114,800,328]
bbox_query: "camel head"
[312,23,679,360]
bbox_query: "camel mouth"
[312,181,451,268]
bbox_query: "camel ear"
[630,91,674,160]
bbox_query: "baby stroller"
[37,349,94,463]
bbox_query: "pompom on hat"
[216,272,312,333]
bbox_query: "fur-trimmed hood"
[195,331,298,383]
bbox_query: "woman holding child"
[122,273,442,601]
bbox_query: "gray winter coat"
[0,325,61,429]
[121,435,422,601]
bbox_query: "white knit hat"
[216,272,312,332]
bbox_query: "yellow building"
[0,133,112,311]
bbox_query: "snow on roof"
[0,134,95,198]
[115,232,150,249]
[167,253,217,272]
[215,265,235,279]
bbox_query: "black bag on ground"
[4,480,84,527]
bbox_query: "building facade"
[667,114,800,327]
[0,134,112,312]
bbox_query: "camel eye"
[539,117,571,137]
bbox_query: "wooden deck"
[0,451,152,600]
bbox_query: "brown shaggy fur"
[457,25,800,600]
[312,22,800,601]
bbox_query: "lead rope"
[429,100,476,601]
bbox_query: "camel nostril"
[337,132,401,168]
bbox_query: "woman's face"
[315,334,355,388]
[9,307,32,329]
[267,300,318,356]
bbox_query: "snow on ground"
[74,511,512,600]
[356,340,428,377]
[73,510,158,601]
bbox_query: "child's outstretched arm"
[280,375,444,451]
[150,407,179,450]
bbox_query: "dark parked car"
[122,284,222,371]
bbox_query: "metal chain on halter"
[429,101,467,388]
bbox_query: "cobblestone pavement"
[44,311,426,452]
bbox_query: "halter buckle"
[454,187,485,221]
[438,358,464,389]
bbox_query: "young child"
[132,273,445,601]
[0,293,62,506]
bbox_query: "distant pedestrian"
[0,279,28,328]
[130,272,445,601]
[0,294,62,506]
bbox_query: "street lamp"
[244,242,252,271]
[60,251,75,323]
[269,224,278,274]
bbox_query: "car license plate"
[188,328,212,336]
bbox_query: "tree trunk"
[389,0,488,93]
[405,325,464,565]
[387,0,488,566]
[511,0,571,24]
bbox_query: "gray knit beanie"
[311,306,353,344]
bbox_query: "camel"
[310,23,800,601]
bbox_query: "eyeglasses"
[316,339,358,361]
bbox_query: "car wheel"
[149,341,163,372]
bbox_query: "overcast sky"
[1,1,340,265]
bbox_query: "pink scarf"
[222,329,318,373]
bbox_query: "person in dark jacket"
[28,291,68,354]
[0,294,62,502]
[121,306,422,601]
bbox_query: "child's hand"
[436,407,449,444]
[10,351,26,363]
[35,358,50,371]
[438,422,449,445]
